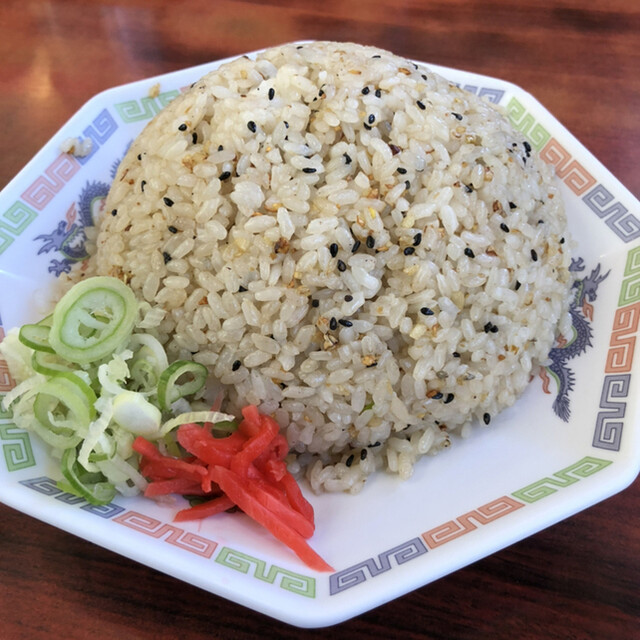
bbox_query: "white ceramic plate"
[1,45,639,628]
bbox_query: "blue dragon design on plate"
[540,258,609,421]
[33,146,129,276]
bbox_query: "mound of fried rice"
[81,41,572,493]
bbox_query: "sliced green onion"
[112,390,162,436]
[96,453,148,494]
[128,334,169,371]
[33,373,97,436]
[1,377,42,411]
[31,350,75,376]
[157,360,208,412]
[78,399,114,471]
[60,447,116,505]
[361,400,374,413]
[49,277,137,364]
[127,335,168,393]
[37,314,54,327]
[159,410,236,436]
[212,419,239,432]
[29,416,83,450]
[97,350,132,396]
[19,323,55,353]
[127,333,169,394]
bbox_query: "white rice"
[81,41,573,494]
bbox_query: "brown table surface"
[0,1,638,638]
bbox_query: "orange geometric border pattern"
[605,301,640,373]
[421,496,524,549]
[539,138,596,196]
[112,510,217,558]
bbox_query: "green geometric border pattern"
[618,245,640,307]
[0,395,36,471]
[215,546,316,598]
[114,90,180,124]
[506,96,551,151]
[0,201,38,256]
[511,456,612,503]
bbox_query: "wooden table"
[0,1,638,637]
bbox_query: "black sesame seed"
[311,299,319,308]
[238,285,247,292]
[515,280,521,290]
[141,180,146,192]
[444,393,454,404]
[464,247,475,258]
[329,243,339,257]
[464,183,474,193]
[344,294,353,301]
[500,222,510,232]
[168,225,178,233]
[372,54,381,59]
[404,246,415,256]
[523,140,532,154]
[219,171,231,181]
[397,167,407,175]
[453,351,461,358]
[491,325,499,333]
[531,249,538,261]
[232,360,241,371]
[337,259,347,272]
[432,392,443,400]
[369,441,381,447]
[375,89,382,98]
[366,235,375,249]
[163,251,172,264]
[363,123,372,131]
[538,219,544,225]
[452,112,463,120]
[361,86,370,95]
[137,154,142,161]
[284,121,289,128]
[163,197,174,207]
[218,144,224,151]
[111,209,118,216]
[368,114,375,124]
[484,322,493,333]
[192,132,198,144]
[302,167,317,174]
[247,120,257,133]
[343,153,352,164]
[268,87,275,100]
[338,318,353,327]
[560,237,565,244]
[351,239,361,253]
[421,307,434,316]
[483,412,491,425]
[329,317,338,330]
[509,201,517,209]
[178,123,187,131]
[413,233,422,246]
[359,449,368,461]
[416,100,426,110]
[405,180,411,190]
[345,454,354,467]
